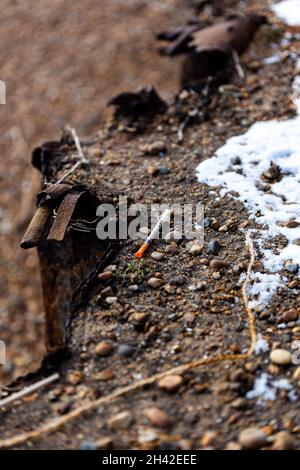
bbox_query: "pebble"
[94,369,114,381]
[148,277,162,288]
[270,349,292,365]
[104,264,117,272]
[210,259,231,270]
[95,341,114,357]
[281,309,298,322]
[164,284,176,294]
[272,431,295,450]
[130,312,149,325]
[189,244,202,256]
[107,411,133,430]
[147,165,158,176]
[164,230,182,243]
[100,286,113,298]
[144,141,167,155]
[165,244,179,254]
[203,217,213,228]
[137,429,158,444]
[207,240,221,255]
[66,371,84,385]
[288,279,299,289]
[293,239,300,246]
[219,225,228,232]
[144,407,172,428]
[200,431,218,447]
[97,437,113,449]
[151,251,164,261]
[158,375,183,393]
[238,428,268,449]
[105,296,118,304]
[79,440,98,450]
[118,344,135,357]
[293,366,300,381]
[98,271,113,282]
[128,284,138,291]
[157,166,170,175]
[285,262,299,273]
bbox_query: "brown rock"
[158,375,183,393]
[95,369,115,381]
[66,371,84,385]
[281,309,298,322]
[95,341,114,357]
[98,271,113,282]
[100,286,113,298]
[96,437,113,450]
[238,427,268,449]
[293,366,300,381]
[148,277,162,288]
[200,431,218,447]
[144,141,167,155]
[107,410,133,430]
[144,407,172,428]
[210,259,231,270]
[151,251,164,261]
[272,431,295,450]
[164,284,176,294]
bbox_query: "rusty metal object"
[36,183,72,207]
[158,13,267,88]
[108,85,167,118]
[47,190,86,242]
[20,205,53,249]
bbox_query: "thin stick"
[0,235,256,449]
[56,126,89,185]
[0,373,59,409]
[232,50,245,80]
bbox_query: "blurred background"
[0,0,192,383]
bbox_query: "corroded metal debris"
[21,136,120,356]
[158,13,267,88]
[108,85,167,118]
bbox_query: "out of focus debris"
[158,13,267,88]
[261,162,282,183]
[108,85,167,118]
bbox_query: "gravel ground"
[0,0,300,451]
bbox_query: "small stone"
[66,371,84,385]
[189,244,202,256]
[164,284,176,294]
[144,141,167,155]
[158,375,183,393]
[106,296,118,304]
[79,440,98,450]
[95,341,114,357]
[281,309,298,322]
[130,312,149,325]
[104,264,117,272]
[151,251,164,261]
[128,284,138,292]
[285,262,299,273]
[293,366,300,381]
[95,369,115,381]
[203,217,213,228]
[107,410,133,430]
[272,431,295,450]
[147,165,158,176]
[200,431,218,447]
[118,344,135,357]
[288,279,299,288]
[98,271,113,282]
[225,442,242,450]
[293,239,300,246]
[238,428,268,449]
[148,277,162,288]
[270,349,292,365]
[212,272,221,280]
[164,230,182,243]
[137,429,158,444]
[100,286,113,298]
[97,437,113,449]
[165,244,179,254]
[207,240,221,255]
[210,259,231,270]
[157,166,170,175]
[219,225,228,232]
[144,407,172,428]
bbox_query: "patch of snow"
[271,0,300,26]
[246,372,297,401]
[254,334,270,355]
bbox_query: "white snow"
[254,334,270,355]
[196,42,300,308]
[271,0,300,26]
[246,372,297,401]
